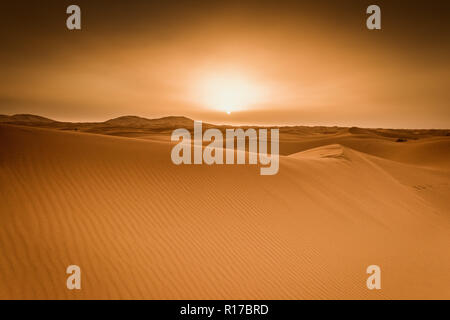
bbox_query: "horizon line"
[1,113,449,131]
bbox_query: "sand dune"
[0,124,449,299]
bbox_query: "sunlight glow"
[195,73,266,113]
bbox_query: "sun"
[195,73,265,113]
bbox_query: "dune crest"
[289,144,349,160]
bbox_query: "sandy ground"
[0,123,449,299]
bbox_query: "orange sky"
[0,0,449,128]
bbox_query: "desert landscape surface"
[0,114,449,299]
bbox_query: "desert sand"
[0,117,449,299]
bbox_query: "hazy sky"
[1,0,449,128]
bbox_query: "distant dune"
[0,114,198,135]
[0,120,449,299]
[1,113,449,139]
